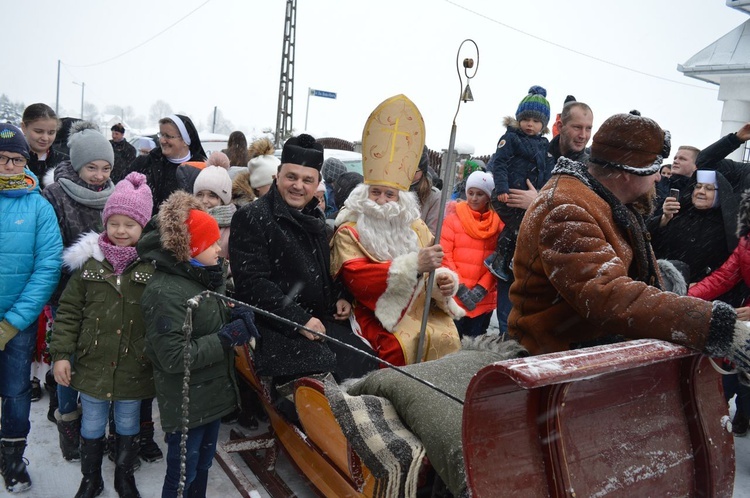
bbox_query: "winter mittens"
[217,306,260,350]
[456,284,487,312]
[0,320,18,350]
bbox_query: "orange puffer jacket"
[440,201,503,317]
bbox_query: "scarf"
[289,200,327,236]
[0,173,34,197]
[455,201,501,240]
[187,262,224,290]
[553,157,663,288]
[98,233,139,275]
[209,203,237,228]
[57,177,115,209]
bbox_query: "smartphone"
[669,188,680,200]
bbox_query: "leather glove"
[0,320,19,351]
[456,284,477,311]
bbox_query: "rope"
[176,298,199,496]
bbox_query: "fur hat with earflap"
[157,191,220,262]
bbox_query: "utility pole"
[274,0,296,147]
[212,106,217,133]
[55,60,60,115]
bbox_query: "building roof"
[677,19,750,85]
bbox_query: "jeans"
[455,312,493,337]
[0,323,36,439]
[496,279,512,337]
[162,419,221,498]
[79,393,140,439]
[50,305,79,416]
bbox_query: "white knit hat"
[248,154,280,189]
[193,165,233,205]
[465,171,494,198]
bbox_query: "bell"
[461,83,474,103]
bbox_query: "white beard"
[344,184,421,261]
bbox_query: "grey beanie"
[68,121,115,172]
[322,157,347,184]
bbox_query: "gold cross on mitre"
[362,94,425,191]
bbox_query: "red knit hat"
[185,209,220,257]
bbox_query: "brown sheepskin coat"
[508,160,736,356]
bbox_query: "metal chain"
[176,298,199,496]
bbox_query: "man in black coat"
[229,134,377,386]
[109,123,136,184]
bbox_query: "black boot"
[45,370,57,424]
[137,421,163,463]
[75,437,104,498]
[113,435,141,498]
[55,408,81,461]
[0,438,31,493]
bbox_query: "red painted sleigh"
[217,338,734,497]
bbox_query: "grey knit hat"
[322,157,347,184]
[68,121,115,172]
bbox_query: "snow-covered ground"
[18,390,750,497]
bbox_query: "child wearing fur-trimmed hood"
[137,191,257,497]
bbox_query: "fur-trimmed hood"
[231,169,256,207]
[62,231,104,271]
[502,116,550,136]
[157,191,208,262]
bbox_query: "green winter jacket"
[138,220,239,433]
[50,232,155,401]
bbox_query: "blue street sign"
[310,89,337,99]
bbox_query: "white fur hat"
[193,165,232,205]
[248,154,280,189]
[465,171,494,198]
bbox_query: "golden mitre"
[361,94,425,191]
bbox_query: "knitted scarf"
[0,172,34,197]
[98,233,139,275]
[455,201,502,240]
[209,203,237,228]
[553,157,663,289]
[58,177,115,209]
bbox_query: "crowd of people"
[2,87,750,497]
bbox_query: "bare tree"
[149,100,173,124]
[205,108,234,135]
[83,102,99,122]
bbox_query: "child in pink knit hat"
[49,172,155,498]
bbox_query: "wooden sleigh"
[216,338,734,497]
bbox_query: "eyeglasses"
[0,154,28,167]
[158,132,181,141]
[694,183,717,192]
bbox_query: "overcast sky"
[5,0,745,157]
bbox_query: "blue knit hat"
[516,85,550,128]
[0,123,30,159]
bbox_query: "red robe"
[331,219,463,366]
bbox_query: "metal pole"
[55,60,60,115]
[416,123,457,361]
[212,106,217,133]
[80,82,85,119]
[304,87,311,131]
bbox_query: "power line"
[443,0,716,91]
[64,0,211,68]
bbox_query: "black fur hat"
[281,134,324,170]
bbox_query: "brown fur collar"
[157,191,207,262]
[232,169,256,207]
